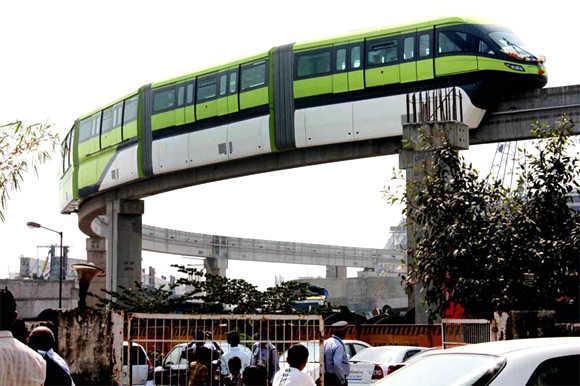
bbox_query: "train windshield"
[489,31,536,62]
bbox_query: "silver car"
[376,337,580,386]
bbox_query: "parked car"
[154,341,228,385]
[385,347,444,375]
[347,346,426,385]
[121,341,155,386]
[279,340,372,381]
[376,337,580,385]
[154,343,189,386]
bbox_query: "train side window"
[335,48,347,72]
[438,30,477,54]
[177,85,185,107]
[79,118,92,142]
[241,61,267,91]
[101,107,114,133]
[403,37,415,60]
[419,34,431,57]
[186,82,194,104]
[112,102,123,129]
[296,50,331,78]
[67,129,72,169]
[367,40,398,66]
[479,40,495,55]
[350,46,361,69]
[123,96,138,125]
[153,87,176,113]
[219,73,227,96]
[197,75,217,102]
[79,113,100,142]
[229,71,237,94]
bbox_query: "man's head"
[287,344,309,371]
[331,321,348,339]
[28,326,56,351]
[243,365,267,386]
[228,356,242,375]
[0,288,17,331]
[227,330,240,347]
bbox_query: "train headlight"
[504,63,525,72]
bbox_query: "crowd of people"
[1,285,350,386]
[184,321,350,386]
[0,288,74,386]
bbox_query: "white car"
[376,337,580,386]
[121,341,155,386]
[347,346,426,385]
[279,340,372,381]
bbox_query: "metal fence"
[123,313,324,386]
[441,318,491,348]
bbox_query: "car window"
[403,349,421,362]
[353,344,369,354]
[123,345,148,365]
[351,348,394,363]
[526,355,580,386]
[165,346,183,366]
[375,354,504,386]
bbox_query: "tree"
[94,264,315,314]
[0,121,59,221]
[398,117,579,319]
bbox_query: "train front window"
[489,31,536,61]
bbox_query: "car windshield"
[489,31,536,60]
[376,354,504,386]
[351,348,394,363]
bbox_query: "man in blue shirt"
[323,321,350,386]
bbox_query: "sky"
[1,0,579,289]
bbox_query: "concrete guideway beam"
[141,225,403,271]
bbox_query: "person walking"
[28,326,75,386]
[0,288,46,386]
[323,321,350,386]
[272,344,314,386]
[250,340,279,385]
[221,331,251,378]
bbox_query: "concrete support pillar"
[204,257,228,276]
[105,199,144,292]
[400,122,468,323]
[85,237,106,307]
[326,265,347,279]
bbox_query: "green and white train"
[60,17,546,213]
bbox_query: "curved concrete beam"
[76,85,580,237]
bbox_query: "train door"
[364,37,401,87]
[332,45,348,93]
[435,27,478,76]
[196,74,218,120]
[400,33,417,83]
[347,42,364,91]
[227,67,239,114]
[174,83,186,126]
[217,72,229,116]
[417,30,434,81]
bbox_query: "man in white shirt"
[272,344,314,386]
[221,331,251,377]
[0,288,46,386]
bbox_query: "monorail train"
[59,17,546,213]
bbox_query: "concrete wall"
[304,276,407,315]
[57,309,123,385]
[0,279,78,318]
